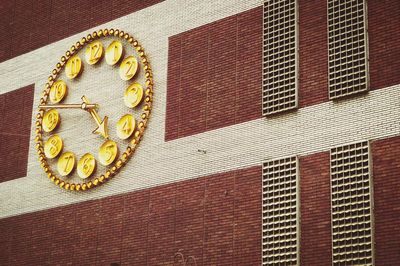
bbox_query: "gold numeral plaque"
[119,56,138,80]
[65,55,82,79]
[116,114,136,139]
[77,153,96,179]
[44,134,63,159]
[42,109,60,132]
[106,40,123,65]
[98,140,118,166]
[49,80,68,103]
[123,83,144,108]
[57,151,76,176]
[85,40,103,65]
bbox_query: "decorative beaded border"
[35,28,153,191]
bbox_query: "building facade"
[0,0,399,265]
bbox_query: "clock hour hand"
[39,103,98,110]
[81,95,109,139]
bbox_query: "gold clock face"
[35,28,154,191]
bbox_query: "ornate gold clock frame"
[35,29,153,191]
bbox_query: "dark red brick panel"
[121,190,150,265]
[179,27,208,138]
[96,195,125,265]
[147,184,177,265]
[369,1,400,90]
[0,85,35,183]
[0,166,262,265]
[73,200,101,266]
[165,7,263,141]
[234,166,262,265]
[165,35,182,141]
[298,0,329,108]
[7,214,35,265]
[30,0,52,50]
[0,219,12,265]
[0,1,15,62]
[0,0,164,63]
[174,178,205,265]
[299,152,332,266]
[235,7,262,124]
[372,136,400,265]
[203,172,235,265]
[207,16,237,131]
[47,205,77,265]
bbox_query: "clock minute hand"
[38,103,98,110]
[81,95,109,139]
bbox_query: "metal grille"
[331,141,374,266]
[262,156,299,265]
[328,0,368,99]
[262,0,298,115]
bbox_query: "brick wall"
[299,152,332,266]
[165,7,262,141]
[372,136,400,265]
[0,0,164,63]
[368,1,400,90]
[298,0,329,107]
[0,85,34,183]
[166,0,400,142]
[0,166,261,265]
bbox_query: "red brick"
[203,172,235,265]
[73,200,100,266]
[47,205,77,265]
[298,0,329,107]
[234,166,262,265]
[179,27,208,138]
[0,166,262,265]
[372,136,400,265]
[165,35,182,141]
[207,16,237,131]
[165,7,262,141]
[0,85,34,183]
[0,1,15,62]
[174,178,205,265]
[369,1,400,90]
[96,196,124,265]
[147,184,176,265]
[299,152,332,266]
[121,190,149,265]
[235,7,262,124]
[1,0,164,62]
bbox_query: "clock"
[35,28,153,191]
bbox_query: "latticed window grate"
[328,0,369,99]
[331,141,374,265]
[262,156,299,265]
[262,0,298,116]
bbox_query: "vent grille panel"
[263,0,298,115]
[262,156,299,265]
[328,0,368,99]
[331,141,374,266]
